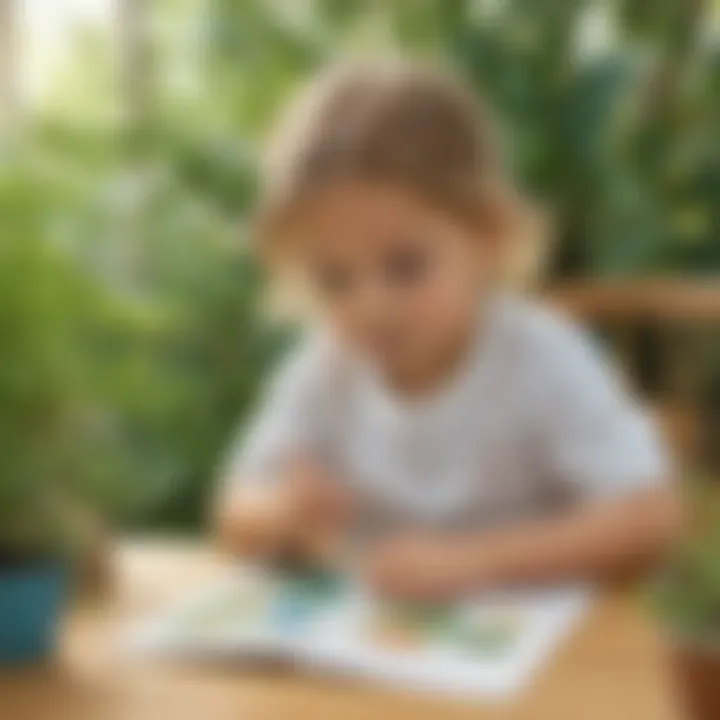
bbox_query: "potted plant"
[0,185,114,665]
[654,482,720,720]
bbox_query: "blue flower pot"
[0,561,68,666]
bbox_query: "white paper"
[126,567,591,700]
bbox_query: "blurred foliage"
[0,161,121,554]
[1,0,717,531]
[654,479,720,636]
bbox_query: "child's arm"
[214,339,351,561]
[366,484,681,601]
[362,313,679,602]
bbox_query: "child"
[215,61,680,602]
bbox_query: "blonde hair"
[257,60,546,288]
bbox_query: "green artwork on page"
[449,608,524,657]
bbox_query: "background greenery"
[1,0,718,530]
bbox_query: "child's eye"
[383,245,429,286]
[313,264,354,296]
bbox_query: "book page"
[127,566,591,700]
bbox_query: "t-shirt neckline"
[359,294,505,423]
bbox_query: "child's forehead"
[287,179,458,244]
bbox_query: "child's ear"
[503,200,552,290]
[473,184,551,290]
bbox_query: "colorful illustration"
[268,567,345,633]
[169,567,529,660]
[365,600,525,658]
[171,567,345,642]
[451,606,525,658]
[131,570,591,699]
[366,603,454,651]
[179,576,270,637]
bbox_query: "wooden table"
[1,542,685,720]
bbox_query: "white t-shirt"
[226,294,668,530]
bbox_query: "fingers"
[277,457,357,565]
[215,484,294,558]
[286,457,356,528]
[363,535,470,603]
[364,538,420,599]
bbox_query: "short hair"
[257,60,544,284]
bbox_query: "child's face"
[288,181,500,382]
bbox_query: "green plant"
[0,165,118,559]
[653,482,720,637]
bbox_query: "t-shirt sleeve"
[220,338,337,485]
[536,319,670,499]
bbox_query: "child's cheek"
[415,266,475,329]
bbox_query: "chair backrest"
[547,279,720,473]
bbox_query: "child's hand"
[284,457,356,562]
[287,458,354,528]
[215,458,355,562]
[365,534,478,602]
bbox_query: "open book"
[127,565,591,700]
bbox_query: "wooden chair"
[548,279,720,472]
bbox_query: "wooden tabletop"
[1,541,685,720]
